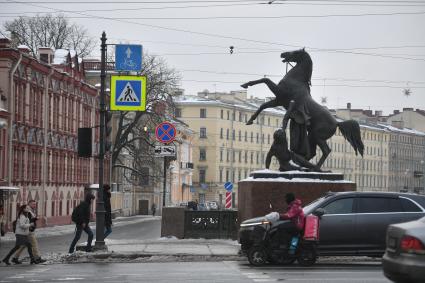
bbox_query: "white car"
[206,201,219,210]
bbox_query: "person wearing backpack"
[2,204,38,265]
[11,200,46,264]
[68,193,95,253]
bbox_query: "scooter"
[245,210,323,267]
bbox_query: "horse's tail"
[337,120,364,157]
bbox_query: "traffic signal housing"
[78,128,92,157]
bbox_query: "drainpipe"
[41,67,54,226]
[8,53,22,186]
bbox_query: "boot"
[2,258,10,265]
[11,257,22,265]
[30,258,39,265]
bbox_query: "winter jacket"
[15,214,32,235]
[78,193,95,225]
[28,208,38,232]
[280,199,305,231]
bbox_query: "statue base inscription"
[238,170,356,223]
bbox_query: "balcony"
[180,162,194,169]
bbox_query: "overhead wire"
[5,0,425,62]
[2,11,425,19]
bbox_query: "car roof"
[325,191,425,199]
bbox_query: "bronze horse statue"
[241,48,364,170]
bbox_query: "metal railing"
[184,210,238,240]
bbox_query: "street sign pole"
[95,31,107,249]
[163,157,167,207]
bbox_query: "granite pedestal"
[238,170,356,223]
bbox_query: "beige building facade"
[174,90,286,207]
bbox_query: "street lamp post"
[95,31,107,249]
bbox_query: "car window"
[400,198,422,212]
[357,197,393,213]
[322,198,354,214]
[388,198,403,212]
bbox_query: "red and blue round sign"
[155,122,176,144]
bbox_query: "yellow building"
[174,90,284,207]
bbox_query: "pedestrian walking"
[103,184,112,239]
[11,200,46,264]
[68,193,95,253]
[0,205,5,243]
[2,204,38,265]
[151,203,156,216]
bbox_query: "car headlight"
[240,220,271,227]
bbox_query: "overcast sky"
[1,0,424,115]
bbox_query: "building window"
[220,128,223,139]
[268,117,270,125]
[256,152,259,164]
[175,108,182,117]
[227,111,230,120]
[250,152,253,164]
[221,109,224,119]
[219,169,223,183]
[238,130,241,141]
[245,131,247,142]
[256,133,259,143]
[244,151,247,163]
[141,167,149,185]
[199,169,206,183]
[267,134,270,144]
[220,149,223,162]
[226,129,229,140]
[226,170,229,182]
[232,129,235,140]
[239,112,243,122]
[199,148,206,161]
[226,151,230,162]
[250,132,253,143]
[200,108,207,118]
[239,151,242,163]
[200,127,207,138]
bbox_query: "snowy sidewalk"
[43,238,243,264]
[1,215,160,242]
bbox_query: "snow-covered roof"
[174,95,286,116]
[17,44,30,49]
[379,123,425,136]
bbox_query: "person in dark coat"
[151,203,156,216]
[103,184,112,239]
[68,193,95,253]
[2,204,38,265]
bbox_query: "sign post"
[155,122,177,207]
[95,32,107,250]
[224,182,233,209]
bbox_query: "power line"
[178,69,425,85]
[182,79,425,88]
[6,0,425,62]
[3,11,425,19]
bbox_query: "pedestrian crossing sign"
[110,75,147,111]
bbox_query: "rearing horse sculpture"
[241,49,364,170]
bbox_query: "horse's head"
[281,48,309,64]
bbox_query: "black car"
[239,191,425,257]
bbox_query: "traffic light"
[105,111,112,152]
[78,128,92,157]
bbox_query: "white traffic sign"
[155,145,176,157]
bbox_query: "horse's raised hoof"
[241,83,249,89]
